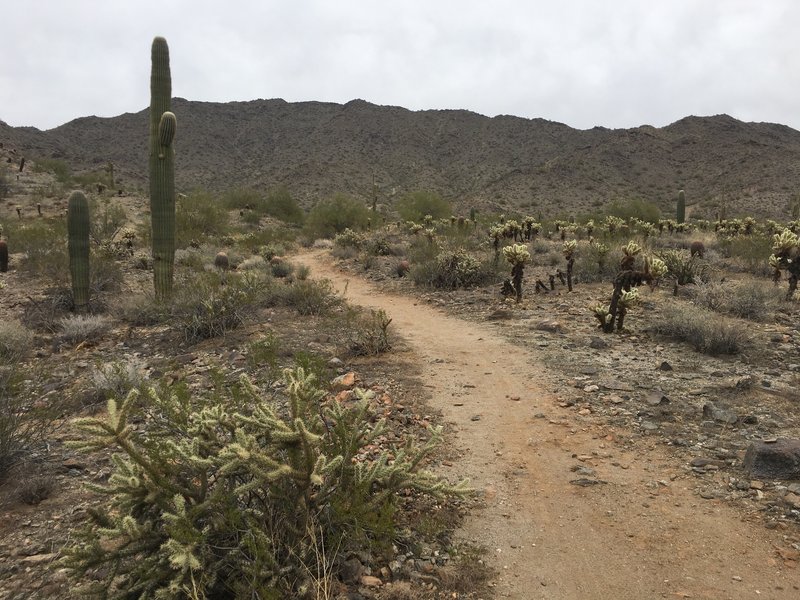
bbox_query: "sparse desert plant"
[175,190,230,249]
[692,279,778,321]
[270,257,295,278]
[114,292,168,327]
[295,263,311,280]
[396,191,452,222]
[0,367,57,482]
[4,218,68,281]
[62,367,468,598]
[305,194,371,239]
[89,358,149,403]
[334,227,365,250]
[658,249,711,286]
[59,315,112,345]
[0,321,34,365]
[172,273,254,341]
[237,255,268,271]
[411,248,491,289]
[651,303,751,354]
[340,308,393,356]
[277,279,342,316]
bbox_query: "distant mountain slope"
[3,98,800,219]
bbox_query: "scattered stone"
[570,478,607,486]
[470,414,481,422]
[645,391,669,406]
[743,439,800,480]
[583,384,599,393]
[702,403,739,424]
[534,319,565,333]
[783,493,800,509]
[589,337,609,349]
[657,361,673,371]
[331,372,356,390]
[359,575,382,587]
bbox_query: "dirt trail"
[301,251,799,600]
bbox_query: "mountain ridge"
[2,98,799,219]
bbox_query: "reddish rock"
[331,372,356,390]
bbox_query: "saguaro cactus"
[149,36,176,301]
[68,191,91,310]
[0,239,8,272]
[677,189,686,224]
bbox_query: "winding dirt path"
[302,251,799,599]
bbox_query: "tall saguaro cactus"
[67,191,90,310]
[149,36,176,301]
[676,189,686,224]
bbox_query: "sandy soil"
[301,249,799,600]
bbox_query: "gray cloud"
[2,0,798,131]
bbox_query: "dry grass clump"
[691,279,780,321]
[651,303,751,355]
[59,314,112,345]
[0,321,34,364]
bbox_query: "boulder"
[743,439,800,480]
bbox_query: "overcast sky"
[1,1,797,131]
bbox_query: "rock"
[583,384,599,393]
[646,391,669,406]
[589,337,609,349]
[783,492,800,509]
[743,439,800,480]
[690,457,726,468]
[360,575,382,587]
[340,557,365,584]
[534,319,565,333]
[331,372,356,390]
[702,403,739,424]
[657,361,673,371]
[61,457,86,471]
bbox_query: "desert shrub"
[605,198,661,223]
[222,187,263,210]
[334,228,365,249]
[305,194,371,239]
[174,247,207,270]
[411,249,493,289]
[692,280,779,321]
[62,368,468,598]
[658,250,711,285]
[651,304,751,355]
[59,315,112,345]
[365,235,396,256]
[22,287,75,333]
[264,187,304,225]
[270,258,295,278]
[0,367,56,481]
[396,191,452,222]
[90,252,125,293]
[175,190,230,248]
[277,279,341,316]
[340,308,393,356]
[89,197,128,245]
[114,293,168,327]
[718,234,774,274]
[4,218,68,281]
[32,157,71,184]
[0,321,34,364]
[89,358,149,402]
[171,272,262,342]
[295,263,311,280]
[237,255,268,271]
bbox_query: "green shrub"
[175,190,230,247]
[264,187,304,225]
[658,250,711,285]
[305,194,371,239]
[411,249,494,289]
[4,218,68,281]
[651,304,751,355]
[604,198,662,224]
[62,368,468,598]
[277,279,341,316]
[32,157,71,184]
[270,258,295,278]
[396,191,452,222]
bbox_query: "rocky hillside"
[3,98,800,219]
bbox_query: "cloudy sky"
[1,1,797,131]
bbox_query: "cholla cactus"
[644,256,668,288]
[562,239,577,292]
[503,243,530,302]
[770,228,800,297]
[620,240,642,270]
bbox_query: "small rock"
[645,391,669,406]
[360,575,382,587]
[331,372,356,390]
[535,319,565,333]
[589,337,609,349]
[783,492,800,509]
[702,403,739,424]
[583,385,599,393]
[657,361,673,371]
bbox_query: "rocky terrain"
[4,100,800,220]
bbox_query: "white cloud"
[2,0,798,131]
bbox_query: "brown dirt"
[301,249,800,600]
